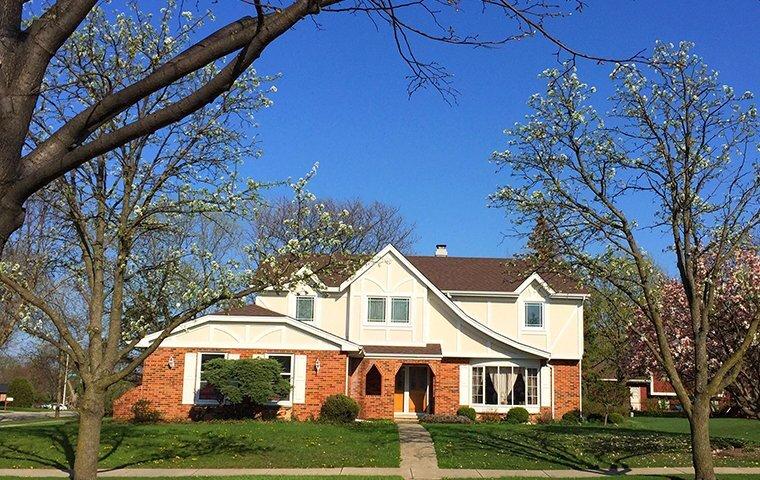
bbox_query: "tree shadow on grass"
[430,424,708,473]
[0,423,77,470]
[0,422,277,473]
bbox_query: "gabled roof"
[136,310,362,352]
[406,256,587,295]
[284,251,586,295]
[340,245,551,358]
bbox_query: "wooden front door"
[408,366,428,413]
[394,369,405,412]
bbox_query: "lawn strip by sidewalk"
[424,420,760,470]
[0,421,400,469]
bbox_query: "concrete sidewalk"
[2,466,760,478]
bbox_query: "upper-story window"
[367,297,386,323]
[367,296,410,324]
[391,298,409,323]
[295,296,315,321]
[524,302,544,328]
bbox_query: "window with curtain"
[367,297,386,322]
[295,296,314,321]
[471,365,538,407]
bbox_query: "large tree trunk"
[689,398,716,480]
[72,386,105,480]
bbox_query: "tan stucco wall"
[254,250,584,360]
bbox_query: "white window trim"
[362,295,413,328]
[195,352,229,405]
[294,295,316,322]
[264,353,295,407]
[469,360,541,414]
[521,301,547,331]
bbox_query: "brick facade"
[114,347,581,421]
[347,357,468,419]
[549,359,581,418]
[113,347,346,421]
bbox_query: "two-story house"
[114,244,588,420]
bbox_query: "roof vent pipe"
[435,244,448,257]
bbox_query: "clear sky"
[226,0,758,263]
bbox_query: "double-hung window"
[524,302,544,328]
[295,296,315,321]
[198,353,226,402]
[470,365,539,407]
[366,297,410,324]
[268,354,293,402]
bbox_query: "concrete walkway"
[398,422,439,476]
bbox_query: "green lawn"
[629,417,760,444]
[0,420,399,469]
[425,418,760,470]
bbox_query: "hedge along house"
[114,244,588,420]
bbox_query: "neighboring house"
[114,244,588,421]
[626,376,678,411]
[0,383,7,403]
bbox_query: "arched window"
[365,365,382,396]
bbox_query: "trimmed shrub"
[561,408,583,424]
[131,399,162,423]
[8,378,35,408]
[320,394,359,422]
[419,414,472,424]
[202,358,291,405]
[608,412,625,425]
[456,406,476,421]
[504,407,530,424]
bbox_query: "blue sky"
[231,0,758,263]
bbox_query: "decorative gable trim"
[136,314,362,352]
[340,245,551,359]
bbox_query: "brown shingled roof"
[363,344,443,356]
[406,256,587,294]
[218,304,285,317]
[260,252,586,295]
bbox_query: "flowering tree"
[628,249,760,418]
[491,42,759,480]
[0,0,643,255]
[0,5,357,479]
